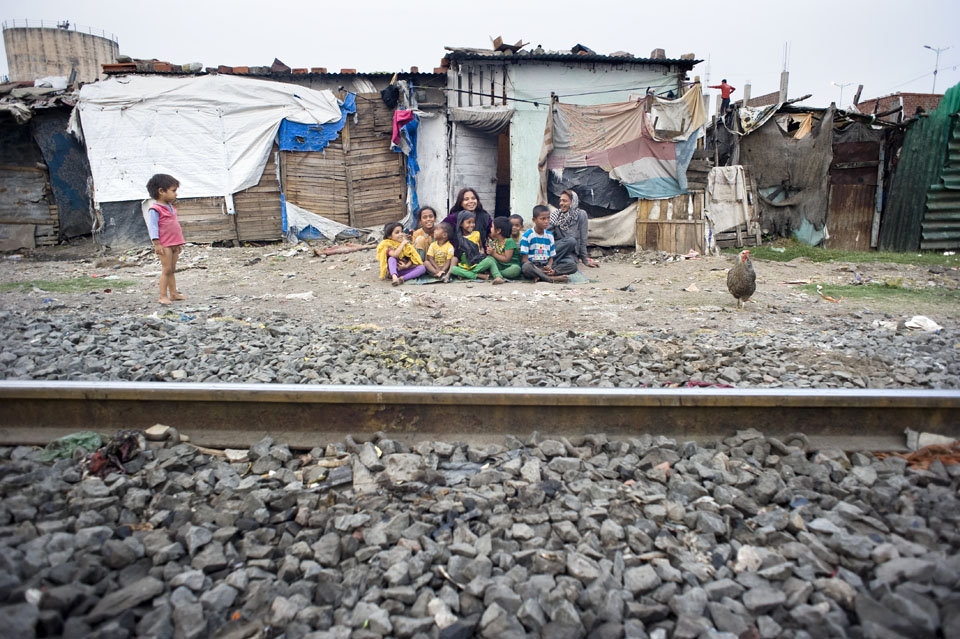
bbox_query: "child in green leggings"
[450,211,505,284]
[487,217,522,280]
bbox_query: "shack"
[0,81,93,250]
[439,44,700,221]
[707,99,905,251]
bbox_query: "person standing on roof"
[710,79,736,114]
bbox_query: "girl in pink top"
[145,174,187,305]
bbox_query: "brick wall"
[856,93,943,122]
[734,90,780,108]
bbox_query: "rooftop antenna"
[924,45,950,93]
[782,42,791,72]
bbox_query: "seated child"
[377,221,425,286]
[411,206,437,260]
[509,214,525,246]
[487,217,522,280]
[449,211,505,284]
[520,205,569,283]
[425,222,456,282]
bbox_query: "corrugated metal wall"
[879,82,960,251]
[921,113,960,249]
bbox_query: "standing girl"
[145,174,187,305]
[377,222,425,286]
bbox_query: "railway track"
[1,381,958,450]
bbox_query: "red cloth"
[709,83,736,99]
[151,203,185,247]
[392,110,415,145]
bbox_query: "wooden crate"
[635,192,705,254]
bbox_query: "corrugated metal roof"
[920,113,960,250]
[445,50,699,67]
[878,81,960,251]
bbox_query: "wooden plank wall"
[235,149,282,242]
[635,193,705,254]
[283,93,405,229]
[175,197,235,244]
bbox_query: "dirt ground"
[1,238,957,335]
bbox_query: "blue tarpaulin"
[278,93,357,152]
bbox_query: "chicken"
[727,249,756,309]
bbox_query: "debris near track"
[0,429,958,638]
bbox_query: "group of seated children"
[377,205,575,286]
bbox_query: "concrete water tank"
[2,19,119,83]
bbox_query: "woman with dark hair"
[551,189,599,269]
[442,188,493,255]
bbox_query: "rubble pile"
[0,429,958,638]
[1,309,958,389]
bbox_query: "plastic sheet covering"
[547,167,633,217]
[739,103,781,134]
[739,107,835,240]
[76,75,342,205]
[285,201,362,241]
[586,201,639,247]
[706,166,750,233]
[539,97,700,202]
[278,93,357,152]
[646,83,707,142]
[98,200,150,249]
[449,107,514,134]
[30,110,94,239]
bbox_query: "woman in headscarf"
[442,188,493,256]
[551,189,599,269]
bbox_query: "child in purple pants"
[376,222,425,286]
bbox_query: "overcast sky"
[3,0,959,107]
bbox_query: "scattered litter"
[683,249,700,260]
[904,315,942,333]
[36,431,103,462]
[244,257,261,266]
[945,251,956,256]
[285,291,315,300]
[904,428,956,452]
[41,298,53,303]
[84,430,146,478]
[771,247,786,253]
[871,319,898,331]
[816,284,842,303]
[782,280,811,285]
[875,438,960,469]
[683,283,699,292]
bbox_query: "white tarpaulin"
[76,74,341,206]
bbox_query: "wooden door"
[450,122,498,212]
[826,141,880,250]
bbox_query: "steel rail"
[1,381,958,450]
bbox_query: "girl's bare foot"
[492,277,505,285]
[171,293,187,301]
[477,273,490,280]
[392,275,401,286]
[158,297,172,305]
[551,275,569,283]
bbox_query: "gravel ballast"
[0,429,957,638]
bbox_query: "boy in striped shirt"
[520,205,571,283]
